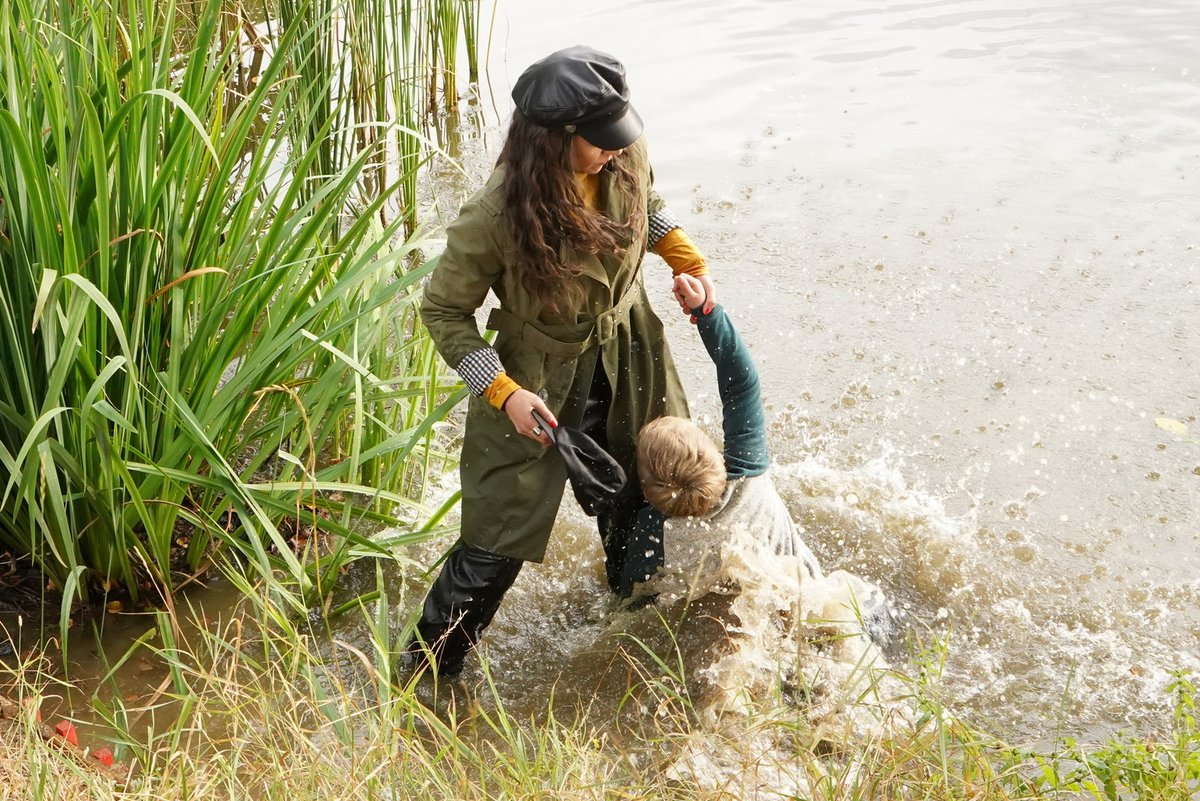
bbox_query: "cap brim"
[576,104,644,151]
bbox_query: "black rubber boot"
[408,542,523,677]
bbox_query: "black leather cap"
[512,46,644,151]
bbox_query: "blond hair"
[636,416,726,518]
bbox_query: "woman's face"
[570,136,623,174]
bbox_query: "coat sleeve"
[641,143,703,275]
[645,162,669,240]
[646,165,666,220]
[694,304,770,478]
[420,198,507,370]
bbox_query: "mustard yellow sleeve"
[653,228,708,277]
[576,172,600,211]
[483,372,521,410]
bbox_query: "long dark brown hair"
[498,111,642,308]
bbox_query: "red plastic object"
[92,747,114,767]
[53,720,78,747]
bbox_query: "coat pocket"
[495,334,581,413]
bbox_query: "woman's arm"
[420,199,504,367]
[420,199,556,443]
[654,226,717,317]
[646,172,716,316]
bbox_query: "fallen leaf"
[106,600,123,614]
[1155,417,1189,437]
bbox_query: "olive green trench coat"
[420,138,688,562]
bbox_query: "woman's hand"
[673,272,716,321]
[504,388,557,445]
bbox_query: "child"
[637,275,822,573]
[635,275,889,636]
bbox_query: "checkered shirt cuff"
[456,348,503,396]
[648,208,682,248]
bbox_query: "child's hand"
[673,274,708,315]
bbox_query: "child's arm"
[674,275,769,478]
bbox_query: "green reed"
[0,0,471,623]
[432,0,461,113]
[276,0,473,236]
[460,0,482,83]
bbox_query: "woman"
[412,46,717,677]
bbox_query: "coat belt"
[485,278,641,358]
